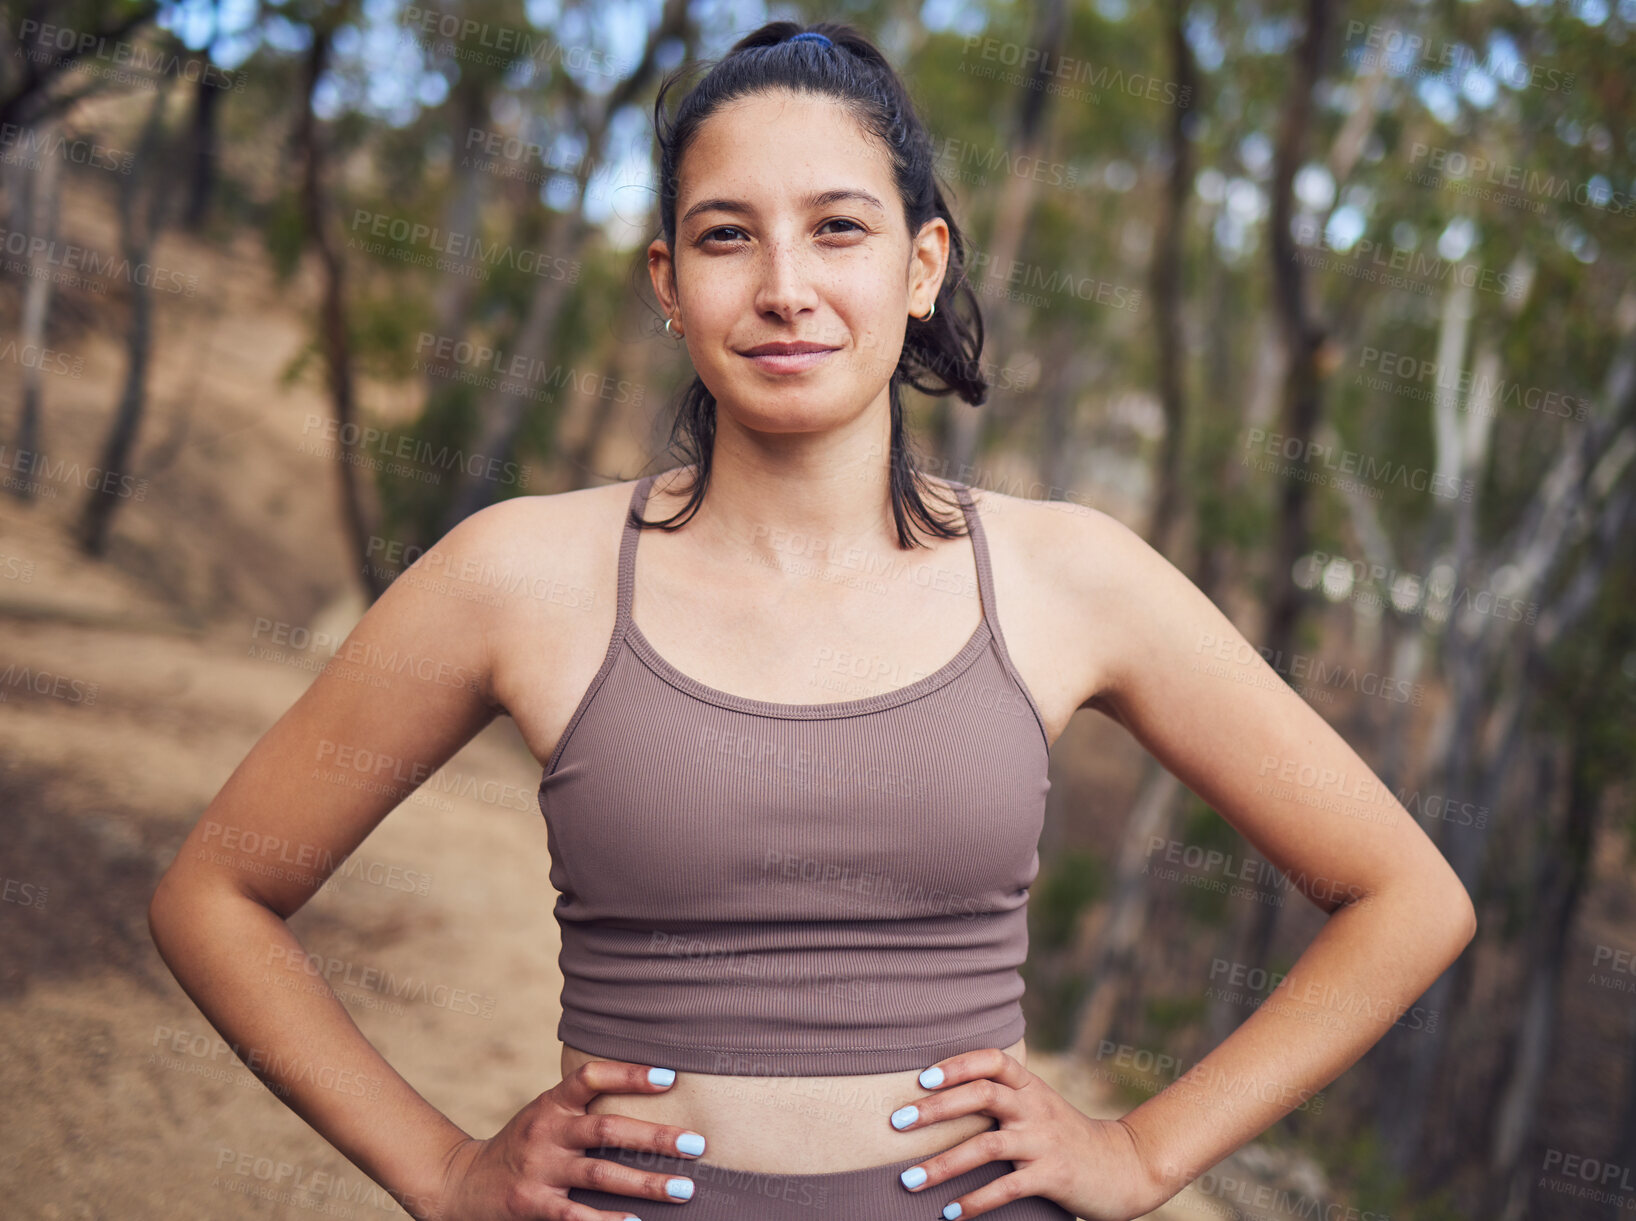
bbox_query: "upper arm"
[1062,510,1475,929]
[155,499,530,918]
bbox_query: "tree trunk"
[7,111,62,496]
[1487,736,1596,1220]
[183,32,223,231]
[1068,763,1185,1058]
[436,0,692,531]
[1145,0,1198,561]
[294,23,385,600]
[1215,0,1332,983]
[74,79,171,554]
[941,0,1066,479]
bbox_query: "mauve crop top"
[536,472,1053,1075]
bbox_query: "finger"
[927,1164,1040,1220]
[916,1047,1031,1094]
[564,1112,709,1160]
[551,1200,646,1221]
[556,1059,678,1110]
[895,1124,1012,1194]
[569,1151,699,1208]
[890,1078,1022,1132]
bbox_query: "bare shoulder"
[434,480,635,575]
[924,478,1158,724]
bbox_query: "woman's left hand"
[886,1046,1162,1221]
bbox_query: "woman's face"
[649,88,948,437]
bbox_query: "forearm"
[1117,884,1474,1206]
[148,872,471,1219]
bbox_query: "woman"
[148,19,1477,1221]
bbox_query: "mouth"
[737,341,841,375]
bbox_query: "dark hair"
[635,19,988,548]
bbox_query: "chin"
[719,392,857,435]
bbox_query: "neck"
[659,388,922,568]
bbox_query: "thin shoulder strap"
[615,473,657,629]
[950,481,1003,642]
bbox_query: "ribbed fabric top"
[537,473,1052,1075]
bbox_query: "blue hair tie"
[787,31,833,47]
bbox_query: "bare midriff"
[559,1035,1024,1172]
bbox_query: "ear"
[649,237,679,321]
[907,216,950,316]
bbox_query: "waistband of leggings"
[583,1142,946,1209]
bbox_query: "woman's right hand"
[432,1058,708,1221]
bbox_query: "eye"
[698,225,748,247]
[818,217,867,239]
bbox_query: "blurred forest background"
[2,0,1634,1219]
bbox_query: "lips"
[738,340,840,375]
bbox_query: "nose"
[753,238,820,322]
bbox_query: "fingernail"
[900,1166,927,1189]
[676,1131,706,1156]
[919,1065,945,1089]
[666,1178,694,1200]
[648,1067,676,1087]
[943,1204,964,1219]
[890,1104,918,1130]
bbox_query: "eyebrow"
[679,188,887,227]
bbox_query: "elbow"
[147,868,179,957]
[1453,889,1478,948]
[1439,878,1478,962]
